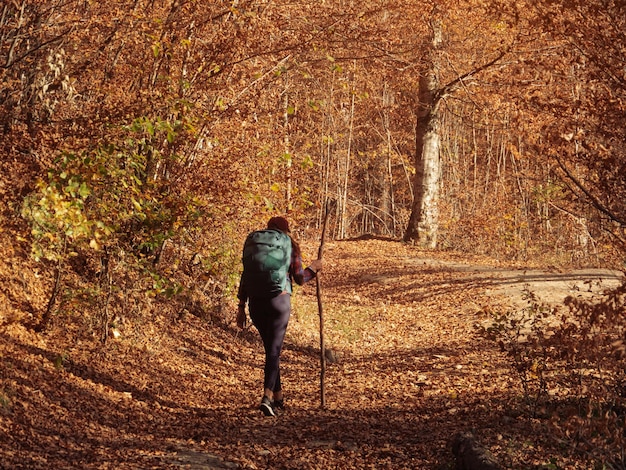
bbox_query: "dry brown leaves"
[0,239,615,469]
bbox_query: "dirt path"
[0,239,623,469]
[407,256,623,309]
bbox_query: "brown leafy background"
[1,1,625,468]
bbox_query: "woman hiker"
[236,216,322,416]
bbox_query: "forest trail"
[0,239,623,469]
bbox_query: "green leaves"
[22,180,100,262]
[22,115,203,296]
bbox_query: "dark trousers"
[249,293,291,393]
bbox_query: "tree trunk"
[283,80,292,213]
[382,82,396,237]
[404,19,442,247]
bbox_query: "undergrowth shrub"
[481,287,554,416]
[480,278,626,466]
[20,116,230,337]
[154,221,241,323]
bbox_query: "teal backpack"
[242,229,293,298]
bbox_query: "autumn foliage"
[1,0,625,468]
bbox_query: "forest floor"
[0,239,623,469]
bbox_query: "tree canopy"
[1,0,624,323]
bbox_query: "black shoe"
[273,398,285,413]
[259,396,275,417]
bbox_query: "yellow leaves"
[131,197,143,212]
[307,100,320,111]
[492,20,509,32]
[214,96,227,110]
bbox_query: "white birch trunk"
[404,19,442,248]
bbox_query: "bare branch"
[554,153,626,227]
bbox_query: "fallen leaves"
[0,239,620,468]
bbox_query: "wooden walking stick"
[316,201,331,408]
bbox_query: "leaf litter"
[0,239,622,469]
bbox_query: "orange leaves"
[2,237,624,468]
